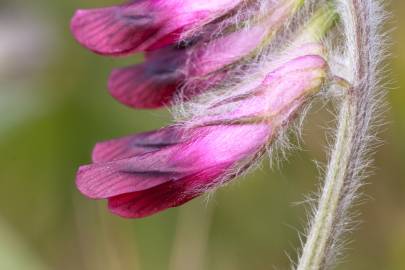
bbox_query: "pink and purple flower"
[76,44,327,218]
[72,0,334,218]
[71,0,244,56]
[71,0,302,108]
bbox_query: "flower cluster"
[72,0,336,218]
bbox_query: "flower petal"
[70,0,243,56]
[92,126,183,163]
[107,180,197,218]
[108,46,186,108]
[107,162,233,218]
[76,155,188,200]
[77,124,269,200]
[70,2,166,56]
[189,21,270,76]
[108,65,178,108]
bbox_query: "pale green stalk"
[296,0,385,269]
[296,96,355,270]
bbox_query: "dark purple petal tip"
[70,5,160,56]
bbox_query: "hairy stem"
[296,95,355,270]
[296,0,383,269]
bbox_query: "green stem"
[296,95,355,270]
[296,0,377,268]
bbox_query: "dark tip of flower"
[70,6,160,56]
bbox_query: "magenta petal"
[108,46,186,108]
[92,126,183,163]
[70,4,165,56]
[107,181,196,218]
[107,161,233,218]
[190,24,269,76]
[108,65,178,108]
[78,125,269,199]
[76,157,187,199]
[70,0,244,55]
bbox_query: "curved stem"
[296,95,355,270]
[296,0,382,269]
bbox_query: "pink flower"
[76,45,328,218]
[107,25,269,108]
[71,0,302,108]
[72,0,337,218]
[107,45,186,108]
[70,0,243,56]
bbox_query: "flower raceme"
[71,0,303,108]
[72,1,337,218]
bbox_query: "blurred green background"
[0,1,404,269]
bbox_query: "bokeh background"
[0,1,404,269]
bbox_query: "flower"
[73,0,337,218]
[76,43,328,218]
[72,0,303,108]
[106,23,272,108]
[70,0,244,56]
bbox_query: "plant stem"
[296,0,382,269]
[296,95,355,270]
